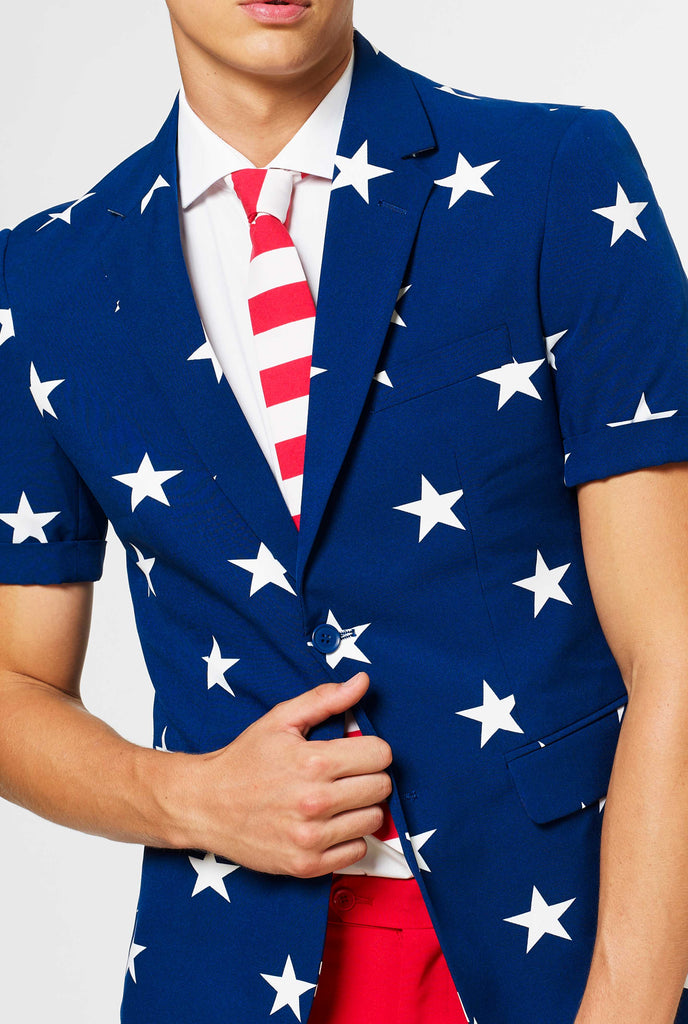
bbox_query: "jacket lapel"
[297,34,436,586]
[98,102,298,574]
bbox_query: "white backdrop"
[0,1,685,1020]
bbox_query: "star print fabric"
[0,228,107,583]
[538,108,688,486]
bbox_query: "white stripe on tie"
[248,247,311,301]
[282,475,304,517]
[257,168,298,224]
[267,394,310,444]
[255,318,317,371]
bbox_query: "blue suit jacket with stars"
[2,32,688,1024]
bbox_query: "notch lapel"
[98,102,298,575]
[297,35,436,586]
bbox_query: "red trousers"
[308,875,469,1024]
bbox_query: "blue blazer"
[2,32,688,1024]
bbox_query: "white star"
[127,940,146,983]
[391,285,412,327]
[229,542,296,597]
[310,365,327,379]
[131,544,156,596]
[188,337,222,382]
[405,829,437,872]
[434,153,499,208]
[374,370,393,388]
[29,362,64,418]
[113,452,182,512]
[394,475,465,541]
[593,183,648,246]
[203,636,239,695]
[260,955,316,1021]
[36,193,95,232]
[456,681,524,748]
[435,84,480,100]
[0,492,60,544]
[141,174,170,214]
[332,141,393,203]
[155,726,169,751]
[188,851,240,902]
[478,357,544,410]
[545,330,567,370]
[0,308,14,346]
[504,885,576,953]
[514,550,572,618]
[322,610,370,669]
[607,392,677,427]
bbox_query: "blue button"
[311,623,341,654]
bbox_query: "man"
[1,1,688,1022]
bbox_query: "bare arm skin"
[0,582,391,876]
[574,463,688,1024]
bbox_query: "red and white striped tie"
[231,168,315,530]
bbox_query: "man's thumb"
[282,673,370,735]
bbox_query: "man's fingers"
[327,772,393,816]
[273,673,370,735]
[323,805,386,850]
[319,839,370,876]
[306,736,392,780]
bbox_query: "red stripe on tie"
[251,216,294,257]
[275,435,307,480]
[292,514,301,529]
[231,168,268,222]
[249,283,315,336]
[260,355,312,407]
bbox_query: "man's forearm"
[0,671,194,848]
[0,669,391,877]
[575,668,688,1024]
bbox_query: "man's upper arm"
[0,582,94,697]
[578,464,688,692]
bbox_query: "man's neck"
[176,37,353,168]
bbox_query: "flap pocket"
[505,697,627,824]
[371,323,512,413]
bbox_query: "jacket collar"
[98,32,437,584]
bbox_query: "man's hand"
[179,671,393,877]
[0,584,390,876]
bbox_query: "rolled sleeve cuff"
[0,539,107,584]
[563,415,688,487]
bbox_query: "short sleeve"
[539,108,688,487]
[0,228,107,583]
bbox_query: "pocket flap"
[371,323,512,412]
[505,697,626,824]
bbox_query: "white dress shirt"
[176,59,412,879]
[177,58,352,499]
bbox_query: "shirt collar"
[177,53,354,210]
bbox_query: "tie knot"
[230,168,301,225]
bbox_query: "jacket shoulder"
[407,63,606,155]
[5,101,177,289]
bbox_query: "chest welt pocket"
[370,323,513,413]
[505,696,627,824]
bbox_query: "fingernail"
[342,673,362,687]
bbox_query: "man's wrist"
[132,746,208,851]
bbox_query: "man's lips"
[237,0,311,19]
[239,2,311,24]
